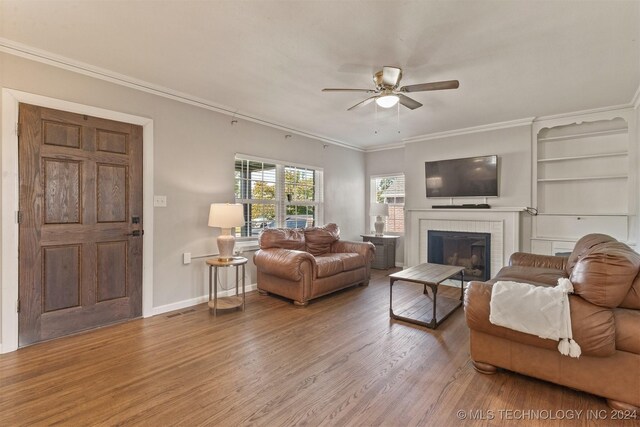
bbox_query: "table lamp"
[370,203,389,236]
[208,203,244,261]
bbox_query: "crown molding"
[533,103,633,122]
[402,117,535,145]
[364,142,406,153]
[0,38,363,152]
[365,96,639,151]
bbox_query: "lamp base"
[217,233,236,261]
[374,215,385,237]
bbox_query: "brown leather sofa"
[465,233,640,409]
[253,224,375,306]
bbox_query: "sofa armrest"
[464,280,616,357]
[464,281,557,352]
[509,252,568,270]
[253,248,315,281]
[331,240,375,262]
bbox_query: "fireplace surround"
[405,208,527,275]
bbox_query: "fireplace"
[428,230,491,281]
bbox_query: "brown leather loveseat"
[465,233,640,409]
[253,224,375,306]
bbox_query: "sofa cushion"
[305,223,340,256]
[570,241,640,308]
[314,253,366,278]
[259,228,305,250]
[613,308,640,354]
[315,254,345,278]
[565,233,617,276]
[492,265,566,286]
[341,253,366,271]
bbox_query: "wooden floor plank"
[0,268,627,426]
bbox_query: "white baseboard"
[151,284,257,316]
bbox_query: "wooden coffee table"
[389,263,465,329]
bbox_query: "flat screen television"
[425,155,498,198]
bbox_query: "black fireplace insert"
[427,230,491,281]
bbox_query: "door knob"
[127,230,143,237]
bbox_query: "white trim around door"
[1,88,154,353]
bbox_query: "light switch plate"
[183,252,191,264]
[154,195,167,207]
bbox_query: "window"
[371,174,405,233]
[235,156,323,237]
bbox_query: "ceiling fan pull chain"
[397,102,400,134]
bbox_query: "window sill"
[235,240,260,253]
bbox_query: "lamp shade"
[370,203,389,217]
[208,203,244,228]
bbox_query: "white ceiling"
[1,0,639,151]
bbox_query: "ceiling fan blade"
[382,66,402,87]
[400,80,460,93]
[322,88,375,93]
[398,94,423,110]
[347,96,377,111]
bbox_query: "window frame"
[235,154,324,239]
[370,173,405,235]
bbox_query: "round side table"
[206,257,248,316]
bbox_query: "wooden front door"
[18,103,143,346]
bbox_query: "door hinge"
[15,122,20,137]
[17,299,20,313]
[16,211,23,224]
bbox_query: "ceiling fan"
[322,66,459,111]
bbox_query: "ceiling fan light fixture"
[375,94,399,108]
[323,67,458,111]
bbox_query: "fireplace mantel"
[405,208,528,273]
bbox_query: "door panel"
[18,103,143,346]
[43,120,81,148]
[43,158,81,224]
[97,164,128,222]
[96,241,128,302]
[97,129,128,154]
[43,245,81,312]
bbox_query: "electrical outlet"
[154,195,167,207]
[183,252,191,264]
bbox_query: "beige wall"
[404,125,533,210]
[365,126,533,267]
[0,53,366,318]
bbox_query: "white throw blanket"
[489,278,581,358]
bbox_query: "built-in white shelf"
[537,152,628,163]
[536,128,627,143]
[537,175,627,183]
[532,113,633,250]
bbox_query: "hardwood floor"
[0,269,629,426]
